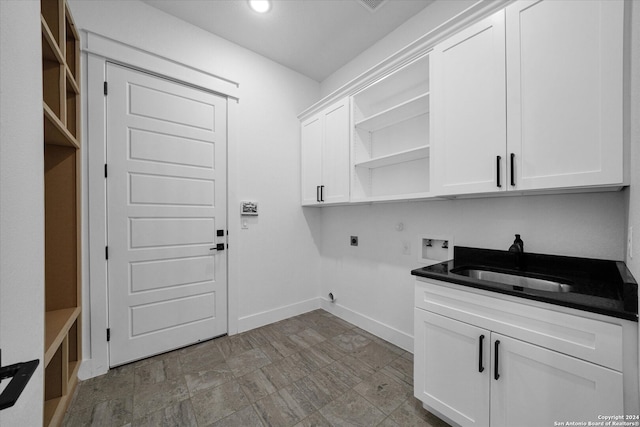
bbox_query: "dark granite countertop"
[411,246,638,321]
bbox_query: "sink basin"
[451,267,573,293]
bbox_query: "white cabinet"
[301,98,350,205]
[490,333,623,427]
[432,0,625,197]
[414,279,630,427]
[431,10,507,196]
[414,309,490,427]
[505,0,624,191]
[351,54,431,202]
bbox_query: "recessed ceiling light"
[249,0,271,13]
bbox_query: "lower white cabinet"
[414,282,627,427]
[490,333,622,427]
[414,310,490,426]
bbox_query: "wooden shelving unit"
[41,0,82,425]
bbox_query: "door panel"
[491,334,623,427]
[414,309,490,427]
[506,0,624,189]
[301,116,323,205]
[322,99,350,203]
[431,10,506,196]
[106,64,227,366]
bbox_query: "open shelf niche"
[351,54,431,202]
[41,0,82,425]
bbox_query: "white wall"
[68,0,322,373]
[320,0,478,97]
[0,0,44,424]
[626,0,640,285]
[319,193,627,350]
[624,0,640,395]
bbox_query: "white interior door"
[106,63,227,366]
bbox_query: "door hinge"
[106,328,111,342]
[104,164,108,178]
[105,246,109,260]
[104,81,108,95]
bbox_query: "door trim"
[84,32,239,379]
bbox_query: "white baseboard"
[236,297,322,333]
[77,358,109,381]
[320,298,414,353]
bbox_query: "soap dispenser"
[509,234,524,253]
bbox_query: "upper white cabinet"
[299,0,626,205]
[301,98,350,205]
[432,0,625,197]
[351,55,431,202]
[431,11,507,196]
[506,0,624,191]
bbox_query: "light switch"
[242,219,249,229]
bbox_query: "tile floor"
[63,309,451,427]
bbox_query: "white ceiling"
[141,0,434,82]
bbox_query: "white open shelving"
[355,93,430,132]
[351,54,431,201]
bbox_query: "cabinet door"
[322,99,350,203]
[301,115,323,205]
[506,0,624,190]
[414,309,490,427]
[431,10,507,196]
[490,334,623,427]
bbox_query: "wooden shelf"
[65,66,79,94]
[45,307,80,366]
[355,145,430,169]
[44,102,80,148]
[42,18,64,64]
[44,396,63,427]
[355,93,430,132]
[42,1,82,425]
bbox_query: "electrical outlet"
[628,226,633,259]
[350,236,358,246]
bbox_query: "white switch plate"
[242,219,249,229]
[628,226,633,259]
[402,240,411,255]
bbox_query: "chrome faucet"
[509,234,524,253]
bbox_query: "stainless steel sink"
[451,268,573,293]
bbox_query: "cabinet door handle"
[496,156,502,188]
[494,339,501,380]
[320,185,325,202]
[478,334,485,373]
[316,185,320,202]
[510,153,516,186]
